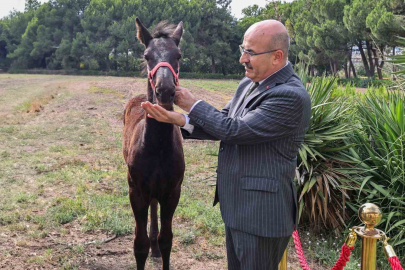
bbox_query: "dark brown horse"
[123,18,185,270]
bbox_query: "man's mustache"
[243,63,253,69]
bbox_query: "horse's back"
[123,94,147,125]
[123,94,147,163]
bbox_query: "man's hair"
[270,32,290,59]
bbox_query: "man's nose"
[239,53,249,64]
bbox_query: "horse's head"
[136,18,183,110]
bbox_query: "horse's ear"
[135,18,152,47]
[171,21,183,46]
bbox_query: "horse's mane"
[152,20,177,39]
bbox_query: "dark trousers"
[225,226,290,270]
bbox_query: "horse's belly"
[127,150,184,197]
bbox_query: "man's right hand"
[175,86,198,112]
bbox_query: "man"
[141,20,311,270]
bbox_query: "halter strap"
[148,62,179,90]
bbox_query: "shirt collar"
[258,61,289,85]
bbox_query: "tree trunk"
[222,63,227,76]
[330,59,338,76]
[211,56,216,74]
[329,60,334,75]
[106,55,110,72]
[372,45,384,80]
[393,46,396,81]
[349,58,356,78]
[344,60,349,79]
[358,41,371,78]
[311,65,315,77]
[366,41,375,76]
[125,51,129,72]
[349,46,357,78]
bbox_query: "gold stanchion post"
[354,203,385,270]
[278,248,287,270]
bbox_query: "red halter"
[148,62,179,90]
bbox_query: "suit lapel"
[233,63,295,117]
[229,79,252,117]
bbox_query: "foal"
[123,18,185,270]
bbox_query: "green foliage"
[348,92,405,255]
[296,70,358,231]
[338,78,394,88]
[1,0,403,78]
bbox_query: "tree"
[366,1,405,79]
[25,0,41,12]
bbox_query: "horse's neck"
[143,80,175,145]
[143,118,174,146]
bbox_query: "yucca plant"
[296,72,359,231]
[347,92,405,256]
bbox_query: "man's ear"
[274,50,284,63]
[171,21,183,46]
[135,18,152,47]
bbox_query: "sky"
[1,0,295,19]
[1,0,48,18]
[230,0,294,19]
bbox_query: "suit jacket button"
[219,147,224,152]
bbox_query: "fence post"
[354,203,384,270]
[278,248,287,270]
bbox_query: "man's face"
[239,32,275,82]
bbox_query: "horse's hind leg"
[149,198,161,257]
[159,189,181,270]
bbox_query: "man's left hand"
[141,101,186,127]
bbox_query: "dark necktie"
[244,82,259,100]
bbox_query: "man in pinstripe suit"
[141,20,311,270]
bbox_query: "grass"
[2,73,389,269]
[182,79,240,94]
[0,74,231,269]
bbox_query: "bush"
[348,92,405,257]
[296,75,359,231]
[338,78,394,88]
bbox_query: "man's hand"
[175,86,198,112]
[141,101,186,126]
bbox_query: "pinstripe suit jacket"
[182,63,311,238]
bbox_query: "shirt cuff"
[190,100,202,112]
[181,114,194,133]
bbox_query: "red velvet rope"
[389,257,404,270]
[292,230,354,270]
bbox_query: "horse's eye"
[177,55,182,60]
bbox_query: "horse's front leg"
[129,185,150,270]
[159,188,181,270]
[149,198,161,257]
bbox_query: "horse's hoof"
[150,251,161,258]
